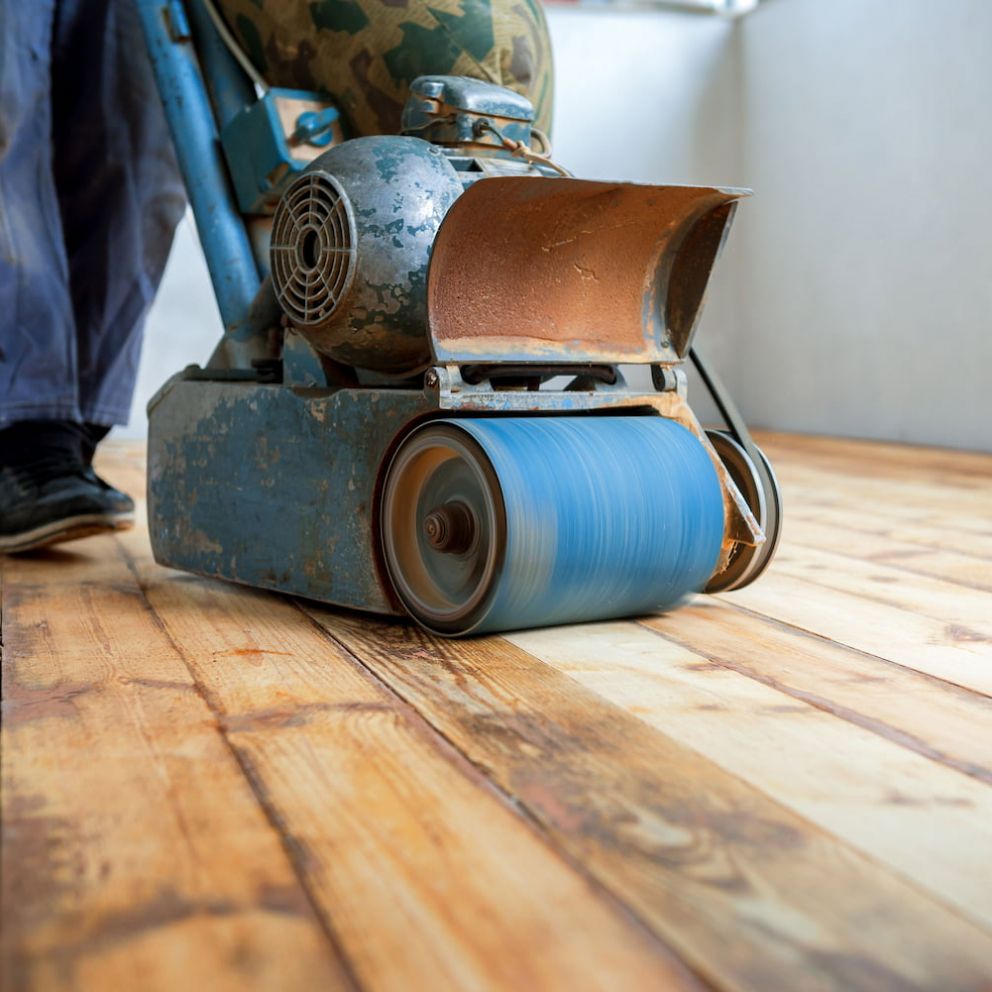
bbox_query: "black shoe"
[0,457,134,554]
[82,465,136,515]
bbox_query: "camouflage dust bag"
[216,0,555,137]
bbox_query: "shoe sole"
[0,512,135,554]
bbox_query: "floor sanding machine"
[137,0,781,635]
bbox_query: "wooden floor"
[3,433,992,991]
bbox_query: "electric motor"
[270,135,464,375]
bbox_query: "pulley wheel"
[379,416,726,635]
[705,430,782,592]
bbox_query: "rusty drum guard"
[427,177,748,367]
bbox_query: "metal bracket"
[652,365,689,397]
[425,365,680,415]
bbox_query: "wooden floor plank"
[777,470,992,532]
[781,500,992,561]
[721,571,992,696]
[310,609,992,992]
[0,541,352,992]
[758,432,992,483]
[507,618,992,931]
[781,517,992,592]
[117,541,698,992]
[768,544,992,638]
[8,437,988,990]
[643,598,992,785]
[783,476,992,540]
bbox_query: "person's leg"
[51,0,186,431]
[0,0,80,426]
[0,0,181,552]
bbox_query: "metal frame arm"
[134,0,261,365]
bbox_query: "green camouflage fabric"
[216,0,554,137]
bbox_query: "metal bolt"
[425,370,439,388]
[423,502,475,554]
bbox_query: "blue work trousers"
[0,0,185,427]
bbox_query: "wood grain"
[721,570,992,696]
[5,435,992,992]
[310,609,992,992]
[0,540,351,992]
[643,597,992,786]
[508,617,992,930]
[758,432,992,483]
[782,500,992,560]
[767,544,992,637]
[119,537,699,992]
[781,516,992,591]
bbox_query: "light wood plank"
[118,542,698,992]
[785,488,992,533]
[758,432,992,483]
[0,541,352,992]
[310,609,992,992]
[776,468,992,530]
[756,431,992,485]
[781,516,992,591]
[780,499,992,560]
[768,544,992,637]
[507,619,992,931]
[644,597,992,785]
[721,571,992,696]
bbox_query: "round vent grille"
[270,171,357,327]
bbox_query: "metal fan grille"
[270,171,356,327]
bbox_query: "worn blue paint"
[281,332,330,386]
[455,416,725,634]
[148,377,431,613]
[135,0,259,351]
[184,0,256,128]
[222,89,343,214]
[148,374,723,632]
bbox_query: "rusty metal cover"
[427,177,748,366]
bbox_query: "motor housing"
[270,135,463,375]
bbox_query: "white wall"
[730,0,992,450]
[120,218,216,438]
[545,6,739,187]
[126,1,992,451]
